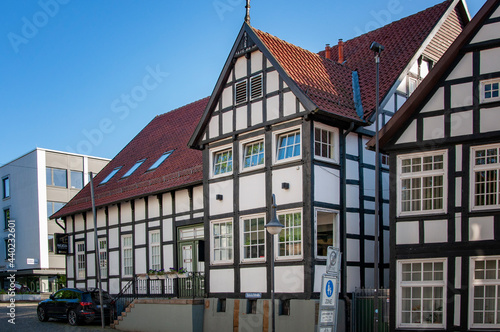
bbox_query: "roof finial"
[245,0,251,24]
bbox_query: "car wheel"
[37,307,49,322]
[67,309,80,326]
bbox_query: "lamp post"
[370,41,384,332]
[265,194,284,332]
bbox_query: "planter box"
[148,275,158,280]
[166,273,177,279]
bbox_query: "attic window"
[122,159,146,178]
[235,80,247,104]
[148,150,173,170]
[100,166,122,184]
[481,79,500,103]
[250,74,263,99]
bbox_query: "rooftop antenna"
[245,0,251,24]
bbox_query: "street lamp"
[370,41,384,332]
[265,194,284,332]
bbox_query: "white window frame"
[122,235,133,277]
[76,241,85,280]
[470,144,500,211]
[98,238,107,279]
[396,258,447,329]
[149,230,161,271]
[397,150,447,217]
[275,209,303,261]
[210,219,233,265]
[240,214,266,263]
[240,136,265,172]
[469,256,500,329]
[314,123,339,164]
[480,79,500,103]
[273,126,302,165]
[314,208,339,260]
[210,144,233,178]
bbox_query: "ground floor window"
[76,241,85,279]
[211,220,233,264]
[122,235,133,276]
[277,210,302,260]
[470,256,500,328]
[397,258,446,328]
[99,238,107,278]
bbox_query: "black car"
[37,288,113,326]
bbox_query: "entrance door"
[177,225,204,298]
[181,243,194,272]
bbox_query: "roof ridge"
[155,96,210,119]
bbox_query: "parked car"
[37,288,113,326]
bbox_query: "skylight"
[122,159,146,178]
[148,150,173,170]
[100,166,122,184]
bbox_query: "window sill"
[397,209,446,218]
[274,156,301,166]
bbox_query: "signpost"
[317,247,341,332]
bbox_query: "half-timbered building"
[52,1,469,330]
[368,0,500,330]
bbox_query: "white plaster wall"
[384,95,396,113]
[222,86,232,109]
[148,195,160,219]
[346,213,360,235]
[314,166,340,205]
[346,160,359,181]
[423,115,445,141]
[210,269,234,293]
[97,208,106,228]
[109,251,119,277]
[447,53,473,80]
[175,189,190,213]
[283,92,296,116]
[108,205,119,226]
[234,56,246,79]
[87,253,95,277]
[162,193,173,216]
[239,173,266,211]
[251,101,263,126]
[163,244,174,271]
[345,133,358,156]
[396,120,417,144]
[421,87,444,112]
[193,186,203,210]
[267,95,279,121]
[267,70,279,94]
[86,211,94,230]
[163,218,173,242]
[346,239,360,262]
[251,51,262,74]
[121,202,132,223]
[209,115,219,139]
[75,214,85,232]
[66,257,74,279]
[364,214,375,236]
[396,221,419,244]
[240,267,267,292]
[135,247,147,274]
[472,22,500,44]
[109,228,119,249]
[365,240,374,263]
[451,83,473,108]
[480,107,500,133]
[134,198,146,221]
[275,265,303,293]
[109,278,119,295]
[135,223,146,246]
[86,232,94,253]
[451,110,473,137]
[273,166,303,205]
[363,169,376,197]
[363,138,375,165]
[346,185,359,209]
[469,216,494,241]
[424,219,447,243]
[236,106,246,131]
[209,180,234,215]
[222,111,233,134]
[346,266,360,292]
[313,265,327,293]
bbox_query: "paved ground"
[0,302,113,332]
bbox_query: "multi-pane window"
[470,257,500,328]
[2,177,10,198]
[243,140,264,169]
[241,216,265,261]
[4,209,10,229]
[48,235,54,253]
[70,171,83,189]
[47,201,65,216]
[277,211,302,259]
[122,159,146,178]
[399,152,446,214]
[99,238,107,278]
[212,220,233,263]
[46,168,67,187]
[472,145,500,208]
[76,242,86,279]
[314,126,337,161]
[398,259,446,328]
[316,210,337,258]
[277,130,301,161]
[122,235,133,276]
[148,150,173,170]
[213,149,233,176]
[100,166,122,184]
[150,231,161,271]
[482,80,500,102]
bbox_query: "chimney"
[325,44,331,59]
[338,39,344,64]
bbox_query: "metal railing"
[351,288,390,332]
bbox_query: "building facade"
[368,0,500,330]
[0,148,108,292]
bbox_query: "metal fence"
[351,288,390,332]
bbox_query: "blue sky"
[0,0,485,165]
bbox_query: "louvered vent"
[250,74,263,99]
[235,81,247,104]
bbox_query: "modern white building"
[0,148,109,292]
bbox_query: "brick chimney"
[338,39,344,64]
[325,44,331,59]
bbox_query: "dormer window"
[122,159,146,178]
[100,166,122,184]
[148,150,173,171]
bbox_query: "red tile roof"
[52,97,209,219]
